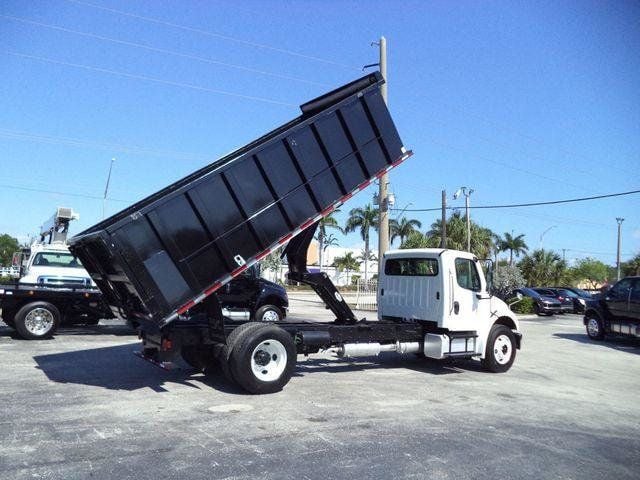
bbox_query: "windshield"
[572,288,592,298]
[32,252,83,268]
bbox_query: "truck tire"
[585,313,605,340]
[481,324,516,373]
[228,323,296,394]
[254,305,283,322]
[218,322,266,383]
[13,302,61,340]
[181,345,217,373]
[1,309,16,329]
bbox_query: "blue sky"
[1,0,638,266]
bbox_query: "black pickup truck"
[583,276,640,340]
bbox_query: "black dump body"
[68,72,409,327]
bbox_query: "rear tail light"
[161,338,173,351]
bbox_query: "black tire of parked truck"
[254,304,284,322]
[481,324,517,373]
[585,312,605,340]
[226,322,297,394]
[217,322,268,383]
[1,309,16,329]
[13,301,61,340]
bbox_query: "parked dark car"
[532,288,573,313]
[583,276,640,340]
[513,287,562,316]
[218,265,288,322]
[550,287,592,314]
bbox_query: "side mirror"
[516,292,523,300]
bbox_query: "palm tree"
[499,232,528,265]
[390,216,422,246]
[426,212,495,258]
[332,252,360,285]
[314,211,343,271]
[519,249,566,286]
[344,204,378,281]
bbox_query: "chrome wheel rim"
[251,340,287,381]
[24,308,54,336]
[261,309,280,322]
[587,318,600,337]
[493,334,512,365]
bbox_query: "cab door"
[604,278,633,321]
[446,257,490,332]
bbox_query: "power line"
[4,51,297,107]
[393,189,640,212]
[1,14,330,87]
[0,183,133,203]
[0,127,211,162]
[65,0,358,71]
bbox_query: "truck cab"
[379,249,520,364]
[584,276,640,339]
[218,265,288,322]
[19,242,93,287]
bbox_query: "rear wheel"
[14,302,60,340]
[181,345,217,372]
[228,323,296,394]
[481,324,516,373]
[585,313,605,340]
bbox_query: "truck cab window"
[384,258,438,276]
[609,279,632,298]
[455,258,481,292]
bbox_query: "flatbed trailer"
[69,72,521,393]
[0,282,111,339]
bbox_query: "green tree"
[314,211,344,271]
[0,234,20,266]
[570,257,610,289]
[332,252,360,285]
[344,204,378,281]
[622,253,640,277]
[260,248,284,282]
[499,232,528,265]
[519,249,567,286]
[400,231,431,249]
[426,212,495,258]
[389,216,422,246]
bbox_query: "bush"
[350,275,361,286]
[492,265,525,300]
[507,296,535,314]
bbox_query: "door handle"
[454,301,459,314]
[380,288,384,296]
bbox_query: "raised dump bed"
[69,72,410,327]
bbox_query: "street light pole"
[616,217,624,280]
[453,187,474,252]
[539,225,557,249]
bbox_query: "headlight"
[578,298,586,305]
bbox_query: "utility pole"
[616,217,624,281]
[376,36,389,276]
[440,190,447,248]
[102,158,115,219]
[562,248,566,262]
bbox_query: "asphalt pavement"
[0,304,638,480]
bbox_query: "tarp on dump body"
[68,72,410,326]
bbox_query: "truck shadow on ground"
[553,333,640,355]
[31,343,475,394]
[32,342,246,394]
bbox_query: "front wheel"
[254,305,283,322]
[481,324,517,373]
[228,323,296,394]
[585,313,605,340]
[14,302,60,340]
